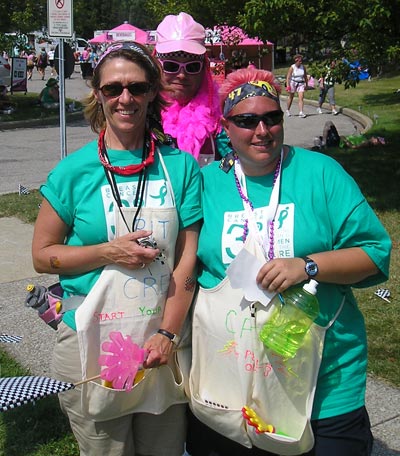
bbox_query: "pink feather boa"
[161,78,222,160]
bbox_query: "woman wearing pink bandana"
[155,12,230,167]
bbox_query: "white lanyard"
[234,148,283,257]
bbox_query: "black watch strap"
[157,328,181,346]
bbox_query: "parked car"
[0,56,11,86]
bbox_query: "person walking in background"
[31,41,201,455]
[36,47,48,80]
[286,54,308,118]
[47,46,57,77]
[317,60,338,115]
[80,46,91,79]
[154,12,230,167]
[185,67,391,456]
[26,50,36,80]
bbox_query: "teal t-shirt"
[198,146,391,420]
[40,141,202,329]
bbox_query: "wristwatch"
[157,328,181,346]
[303,256,319,278]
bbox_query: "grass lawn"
[0,70,399,455]
[308,72,400,386]
[0,351,79,455]
[0,92,82,123]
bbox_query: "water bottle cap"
[303,279,319,295]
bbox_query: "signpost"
[48,0,73,38]
[48,0,73,159]
[10,58,27,94]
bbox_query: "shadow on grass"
[326,144,400,211]
[363,92,400,107]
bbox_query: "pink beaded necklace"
[233,154,282,261]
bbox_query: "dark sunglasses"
[160,60,203,75]
[226,110,284,129]
[99,82,152,98]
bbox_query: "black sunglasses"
[226,110,284,129]
[99,82,152,98]
[160,60,203,75]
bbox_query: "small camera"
[137,236,158,249]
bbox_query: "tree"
[238,0,399,74]
[0,0,46,34]
[145,0,244,29]
[345,0,400,74]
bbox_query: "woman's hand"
[257,248,380,291]
[32,199,161,274]
[142,333,174,368]
[102,230,160,269]
[256,257,307,293]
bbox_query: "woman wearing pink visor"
[155,12,230,167]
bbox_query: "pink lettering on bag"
[93,311,125,322]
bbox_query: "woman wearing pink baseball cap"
[155,12,230,167]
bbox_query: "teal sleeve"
[178,153,202,229]
[215,129,231,158]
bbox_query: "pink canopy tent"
[107,23,149,44]
[88,32,112,44]
[206,29,274,71]
[89,23,149,45]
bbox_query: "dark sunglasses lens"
[101,84,123,97]
[264,111,284,125]
[127,82,151,96]
[232,116,260,129]
[185,61,202,74]
[101,82,150,97]
[230,111,283,129]
[162,61,180,73]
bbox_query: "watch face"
[306,261,318,276]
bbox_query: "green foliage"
[1,0,399,75]
[308,56,360,90]
[240,0,399,75]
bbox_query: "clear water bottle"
[259,280,319,359]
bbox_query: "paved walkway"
[0,69,398,455]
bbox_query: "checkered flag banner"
[18,184,30,195]
[374,288,391,303]
[0,334,22,344]
[0,376,75,412]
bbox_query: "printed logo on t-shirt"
[222,203,295,264]
[101,180,174,240]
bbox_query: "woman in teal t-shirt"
[186,68,391,456]
[32,41,201,455]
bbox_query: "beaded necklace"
[233,149,283,260]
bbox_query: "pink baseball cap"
[156,12,206,55]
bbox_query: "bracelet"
[157,328,181,346]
